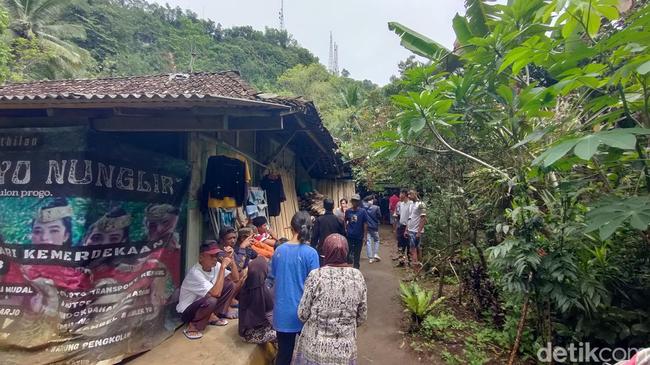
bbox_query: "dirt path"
[356,225,425,365]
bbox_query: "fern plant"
[399,281,446,328]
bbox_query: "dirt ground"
[356,225,437,365]
[125,225,432,365]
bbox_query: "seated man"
[217,226,237,250]
[176,241,240,340]
[234,228,259,272]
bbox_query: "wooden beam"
[264,130,299,165]
[91,116,226,131]
[0,117,89,127]
[227,114,283,131]
[191,106,279,118]
[293,114,330,155]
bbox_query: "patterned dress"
[293,266,368,365]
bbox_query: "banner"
[0,127,191,365]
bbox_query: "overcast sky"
[151,0,466,85]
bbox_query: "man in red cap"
[176,241,240,339]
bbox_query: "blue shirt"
[365,205,382,231]
[345,208,368,239]
[271,242,320,332]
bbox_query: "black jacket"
[311,212,346,250]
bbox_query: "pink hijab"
[322,234,350,267]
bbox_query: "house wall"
[184,132,302,271]
[257,137,299,239]
[314,179,357,208]
[185,132,213,272]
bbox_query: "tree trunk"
[437,268,446,299]
[508,272,534,365]
[507,293,531,365]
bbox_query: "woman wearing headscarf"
[293,234,368,365]
[238,256,276,344]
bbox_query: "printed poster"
[0,127,190,364]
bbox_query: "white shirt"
[176,262,230,313]
[407,201,426,233]
[397,201,412,226]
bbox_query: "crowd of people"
[176,188,425,364]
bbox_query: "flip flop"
[209,318,229,326]
[183,328,203,340]
[219,309,239,319]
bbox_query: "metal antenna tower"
[333,43,339,76]
[279,0,285,30]
[328,31,334,73]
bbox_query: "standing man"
[404,190,426,270]
[389,190,400,233]
[394,189,411,265]
[177,241,241,339]
[311,198,345,257]
[364,195,382,263]
[344,194,368,269]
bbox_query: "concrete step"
[123,319,273,365]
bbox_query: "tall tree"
[4,0,90,78]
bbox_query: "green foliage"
[420,309,509,365]
[365,0,650,360]
[388,22,461,72]
[585,195,650,239]
[59,0,316,87]
[274,62,381,140]
[0,4,12,81]
[0,0,318,85]
[4,0,92,78]
[400,282,446,325]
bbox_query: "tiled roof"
[0,71,263,103]
[0,72,350,178]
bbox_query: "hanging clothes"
[261,174,286,217]
[204,155,248,208]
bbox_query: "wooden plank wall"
[265,146,298,239]
[315,179,357,207]
[268,168,299,239]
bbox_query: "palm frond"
[40,23,86,39]
[5,0,26,15]
[38,33,86,64]
[30,0,72,19]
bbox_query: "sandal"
[209,318,229,326]
[183,328,203,340]
[219,309,239,319]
